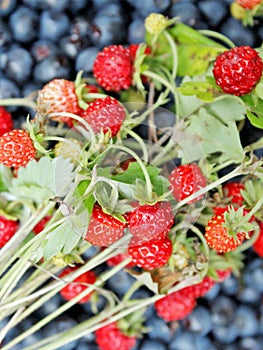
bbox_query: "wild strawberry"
[155,289,197,322]
[93,45,133,92]
[253,221,263,257]
[80,96,126,137]
[223,182,245,206]
[59,265,97,304]
[128,236,172,270]
[84,84,100,94]
[205,213,247,253]
[236,0,262,9]
[126,201,174,244]
[0,216,19,248]
[32,215,51,234]
[0,106,13,137]
[85,203,126,247]
[213,46,263,96]
[168,163,206,203]
[38,78,82,127]
[128,43,151,62]
[0,129,36,168]
[95,321,137,350]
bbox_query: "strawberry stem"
[0,98,36,110]
[198,29,236,48]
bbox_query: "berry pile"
[0,2,263,350]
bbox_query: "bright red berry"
[0,129,36,168]
[155,289,197,322]
[126,201,174,244]
[205,214,247,253]
[32,215,52,234]
[223,182,245,205]
[95,321,137,350]
[236,0,262,9]
[168,163,206,203]
[213,46,263,96]
[38,78,82,127]
[253,221,263,257]
[0,106,13,137]
[59,266,97,304]
[80,96,126,137]
[93,45,133,92]
[128,236,172,270]
[85,203,126,247]
[128,43,151,62]
[0,216,19,248]
[106,251,136,268]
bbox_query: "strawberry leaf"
[10,157,75,205]
[0,164,12,192]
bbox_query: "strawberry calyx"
[223,206,256,239]
[74,70,91,110]
[117,309,147,338]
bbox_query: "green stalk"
[0,98,36,110]
[198,29,236,48]
[122,127,149,163]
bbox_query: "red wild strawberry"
[253,221,263,257]
[80,96,126,137]
[93,45,133,92]
[84,84,100,94]
[0,216,19,248]
[126,201,174,244]
[236,0,262,9]
[169,163,206,203]
[155,289,197,322]
[85,203,126,247]
[38,78,83,127]
[128,43,152,62]
[0,129,36,168]
[0,106,13,137]
[59,266,97,304]
[106,251,136,268]
[223,182,245,206]
[213,46,263,96]
[205,214,247,253]
[95,321,137,350]
[32,215,52,234]
[128,236,172,270]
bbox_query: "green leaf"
[178,81,218,102]
[112,162,159,184]
[0,164,13,192]
[241,93,263,129]
[11,157,75,204]
[189,108,244,163]
[246,110,263,129]
[206,96,246,123]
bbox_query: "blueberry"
[69,0,91,14]
[31,39,58,62]
[170,331,217,350]
[243,258,263,293]
[198,0,227,27]
[219,18,255,47]
[221,274,239,296]
[0,77,20,99]
[131,0,170,18]
[96,1,128,23]
[202,283,221,301]
[237,285,262,305]
[33,53,70,83]
[234,305,259,337]
[212,323,239,344]
[0,20,11,47]
[5,46,33,84]
[23,0,68,12]
[210,296,236,326]
[239,336,263,350]
[9,6,38,43]
[39,11,70,42]
[128,18,146,44]
[139,339,166,350]
[22,82,41,98]
[0,0,16,16]
[106,269,135,297]
[145,316,173,343]
[75,46,99,73]
[182,306,212,336]
[170,2,201,27]
[91,15,127,48]
[92,0,120,9]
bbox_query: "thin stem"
[143,71,175,93]
[0,98,36,110]
[163,30,178,80]
[198,29,236,48]
[122,127,149,162]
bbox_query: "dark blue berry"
[31,39,58,62]
[128,18,146,44]
[219,18,255,47]
[9,6,38,43]
[0,0,16,16]
[0,20,11,46]
[243,258,263,293]
[234,305,259,337]
[170,2,201,27]
[5,46,33,84]
[39,11,70,42]
[139,339,167,350]
[198,0,227,27]
[33,53,70,83]
[75,46,99,73]
[182,306,212,336]
[145,316,173,343]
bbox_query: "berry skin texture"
[32,216,51,234]
[223,182,245,206]
[38,78,82,127]
[80,96,126,137]
[126,201,174,244]
[128,236,173,270]
[213,46,263,96]
[93,45,133,92]
[236,0,262,9]
[168,163,206,203]
[0,216,19,248]
[155,289,197,322]
[59,266,97,304]
[253,221,263,257]
[106,251,136,268]
[0,129,36,168]
[85,203,126,247]
[0,106,13,137]
[95,321,137,350]
[205,214,246,253]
